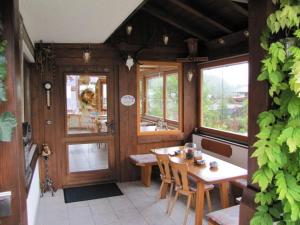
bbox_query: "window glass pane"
[146,76,163,118]
[166,73,178,121]
[139,80,143,115]
[102,83,107,110]
[66,75,108,134]
[68,143,108,172]
[201,62,248,136]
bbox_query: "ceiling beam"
[205,29,249,49]
[142,5,209,42]
[232,0,248,4]
[166,0,233,34]
[225,0,248,17]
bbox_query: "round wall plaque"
[121,95,135,106]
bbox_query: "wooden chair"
[169,157,214,225]
[156,153,174,213]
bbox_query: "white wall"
[26,160,40,225]
[192,134,248,169]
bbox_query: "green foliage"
[0,112,17,142]
[0,21,17,142]
[251,0,300,224]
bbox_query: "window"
[200,56,248,142]
[137,62,182,135]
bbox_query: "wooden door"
[59,69,117,187]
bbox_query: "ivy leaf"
[290,61,300,96]
[0,80,7,102]
[0,40,7,54]
[295,29,300,39]
[0,62,7,81]
[278,127,294,145]
[258,70,269,81]
[269,42,286,63]
[0,112,17,142]
[269,207,281,219]
[282,59,294,72]
[250,206,273,225]
[288,96,300,118]
[253,167,274,191]
[258,111,275,128]
[279,90,293,114]
[269,71,284,85]
[255,191,275,206]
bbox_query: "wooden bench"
[207,205,240,225]
[129,154,157,187]
[231,178,247,189]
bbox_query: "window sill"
[138,132,184,144]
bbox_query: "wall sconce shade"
[83,50,91,63]
[126,55,134,71]
[126,25,133,36]
[163,34,169,45]
[187,70,194,82]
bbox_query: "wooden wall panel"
[239,1,275,224]
[0,1,28,224]
[30,44,195,186]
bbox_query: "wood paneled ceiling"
[106,0,248,55]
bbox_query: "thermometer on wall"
[43,81,52,110]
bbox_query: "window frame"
[198,55,249,144]
[137,61,183,136]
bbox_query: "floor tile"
[36,180,223,225]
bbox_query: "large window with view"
[137,62,182,135]
[200,57,248,142]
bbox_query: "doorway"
[61,72,116,186]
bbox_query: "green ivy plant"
[251,0,300,224]
[0,18,17,142]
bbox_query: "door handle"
[105,120,115,134]
[0,191,12,217]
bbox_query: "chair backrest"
[156,154,172,180]
[169,157,189,192]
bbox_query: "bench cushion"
[129,154,157,166]
[207,205,240,225]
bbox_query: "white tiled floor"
[36,181,223,225]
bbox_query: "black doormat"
[63,183,123,203]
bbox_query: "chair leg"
[166,182,174,214]
[183,195,192,225]
[168,191,179,216]
[205,190,212,212]
[157,181,165,201]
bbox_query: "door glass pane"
[66,75,108,134]
[68,143,108,172]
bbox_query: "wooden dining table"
[151,146,247,225]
